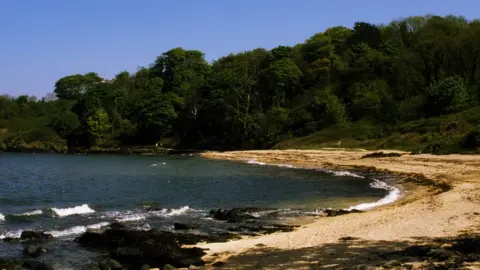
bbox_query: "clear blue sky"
[0,0,477,98]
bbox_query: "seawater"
[0,153,400,268]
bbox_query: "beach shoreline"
[196,149,480,269]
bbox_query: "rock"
[23,245,47,258]
[163,264,176,270]
[180,258,203,267]
[324,209,363,217]
[0,259,21,270]
[140,264,151,270]
[211,261,225,267]
[20,231,53,243]
[226,223,297,235]
[109,222,127,230]
[427,248,458,261]
[361,152,402,159]
[98,258,123,270]
[338,236,360,241]
[75,224,209,269]
[174,223,194,231]
[401,245,432,257]
[209,209,255,223]
[22,261,53,270]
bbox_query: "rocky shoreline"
[0,207,364,270]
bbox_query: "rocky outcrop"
[75,224,242,269]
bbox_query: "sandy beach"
[196,149,480,269]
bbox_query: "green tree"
[86,109,111,146]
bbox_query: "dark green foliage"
[2,15,480,153]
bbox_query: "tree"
[426,76,469,116]
[86,109,111,146]
[51,111,80,139]
[54,73,103,100]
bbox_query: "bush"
[461,129,480,150]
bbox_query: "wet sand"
[196,149,480,269]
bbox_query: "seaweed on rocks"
[75,223,240,269]
[324,209,363,217]
[361,152,403,159]
[209,207,277,223]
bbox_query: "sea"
[0,153,401,269]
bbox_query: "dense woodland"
[1,15,480,153]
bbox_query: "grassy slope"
[274,106,480,154]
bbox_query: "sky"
[0,0,478,98]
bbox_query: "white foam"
[117,213,146,222]
[247,159,266,165]
[0,213,4,221]
[150,206,191,217]
[246,159,295,168]
[47,222,109,238]
[346,179,401,211]
[324,169,365,178]
[51,204,95,217]
[0,229,22,239]
[150,164,158,167]
[15,210,43,216]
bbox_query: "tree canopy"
[2,15,480,152]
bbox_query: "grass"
[274,106,480,154]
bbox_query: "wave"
[246,159,295,168]
[0,229,22,240]
[51,204,95,217]
[46,222,110,238]
[321,169,365,178]
[346,179,401,211]
[247,159,266,165]
[0,213,4,221]
[14,210,43,216]
[150,206,191,217]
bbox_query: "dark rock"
[211,261,225,267]
[99,258,123,270]
[22,260,53,270]
[163,264,176,270]
[0,259,21,270]
[109,222,127,230]
[75,224,210,269]
[209,209,255,223]
[226,223,297,235]
[361,152,402,159]
[140,264,151,270]
[339,236,360,241]
[145,207,162,212]
[427,248,457,261]
[23,245,47,258]
[449,236,480,254]
[402,245,432,257]
[174,223,194,231]
[20,231,53,243]
[324,209,363,217]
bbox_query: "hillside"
[1,14,480,153]
[275,106,480,154]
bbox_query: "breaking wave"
[51,204,95,217]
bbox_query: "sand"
[195,149,480,269]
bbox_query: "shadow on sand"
[211,234,480,270]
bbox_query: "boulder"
[75,224,210,269]
[23,245,47,258]
[174,223,194,231]
[22,261,53,270]
[98,258,123,270]
[20,231,53,243]
[324,209,363,217]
